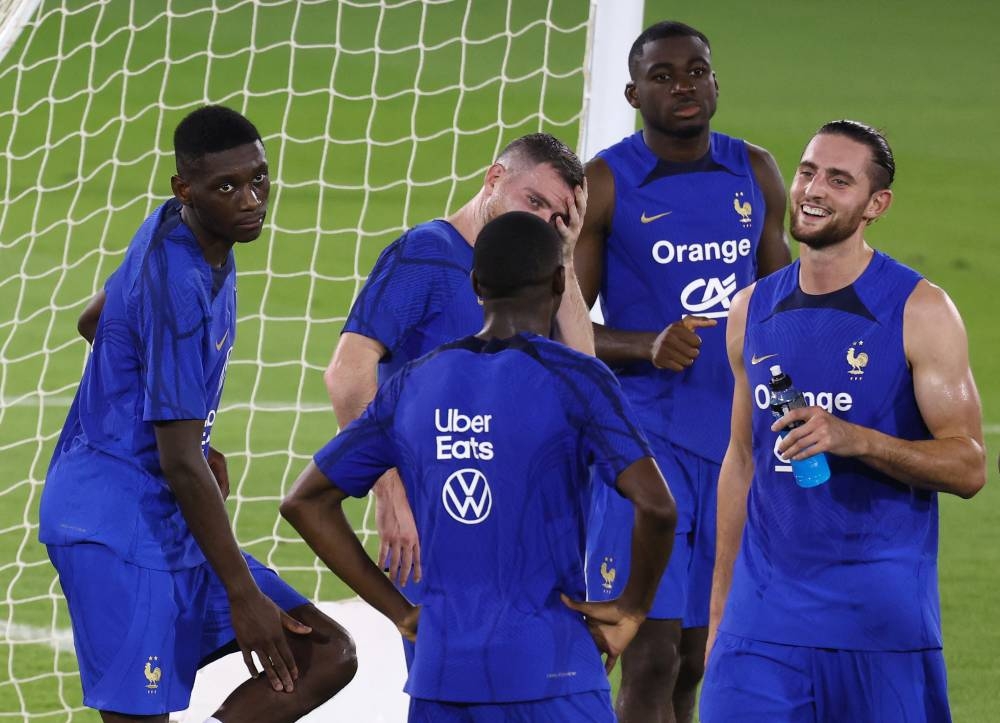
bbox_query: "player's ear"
[470,270,484,300]
[552,265,566,297]
[863,188,893,226]
[624,82,639,110]
[483,163,506,195]
[171,175,192,206]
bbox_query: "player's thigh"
[199,551,310,664]
[814,648,951,722]
[700,632,815,723]
[587,489,692,620]
[48,543,209,716]
[683,452,720,629]
[408,691,615,723]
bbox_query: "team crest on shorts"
[144,656,162,693]
[600,556,616,593]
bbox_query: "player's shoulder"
[528,336,620,389]
[396,219,468,261]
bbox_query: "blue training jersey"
[722,251,939,651]
[40,199,236,570]
[599,131,764,465]
[314,333,654,703]
[342,219,480,383]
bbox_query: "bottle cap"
[769,364,782,377]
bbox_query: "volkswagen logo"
[441,468,492,524]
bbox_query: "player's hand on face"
[553,178,588,259]
[207,446,230,499]
[229,588,312,693]
[773,406,862,459]
[651,315,717,372]
[395,604,420,643]
[560,594,644,674]
[374,470,422,587]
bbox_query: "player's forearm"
[552,264,595,356]
[853,427,986,498]
[709,446,752,629]
[619,501,676,615]
[593,324,657,365]
[282,484,414,625]
[162,457,256,598]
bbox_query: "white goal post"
[0,1,640,720]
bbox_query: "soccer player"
[282,211,677,722]
[324,133,593,589]
[575,20,791,723]
[39,106,356,722]
[701,120,986,721]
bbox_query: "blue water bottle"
[768,364,830,488]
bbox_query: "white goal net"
[0,0,640,719]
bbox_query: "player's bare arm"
[551,179,596,356]
[281,463,419,640]
[747,143,792,277]
[706,284,756,662]
[562,456,676,673]
[154,419,311,693]
[325,332,421,585]
[575,157,716,369]
[776,280,986,498]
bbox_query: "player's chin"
[231,225,265,243]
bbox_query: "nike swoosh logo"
[215,330,229,351]
[640,211,673,224]
[751,353,778,365]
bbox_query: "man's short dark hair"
[174,105,262,175]
[628,21,711,78]
[496,133,583,189]
[473,211,563,299]
[816,119,895,190]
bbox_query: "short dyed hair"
[496,133,583,189]
[473,211,563,299]
[816,119,895,190]
[628,21,711,78]
[173,105,262,174]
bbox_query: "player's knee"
[622,642,681,687]
[621,621,683,687]
[315,622,359,691]
[290,606,359,695]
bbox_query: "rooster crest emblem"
[846,341,869,379]
[733,192,752,226]
[600,556,616,592]
[144,656,161,692]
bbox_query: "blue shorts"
[700,632,951,722]
[408,690,616,722]
[587,445,718,625]
[48,543,308,715]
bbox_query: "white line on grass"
[0,621,74,652]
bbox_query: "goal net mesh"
[0,0,591,717]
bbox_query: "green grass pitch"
[1,0,997,720]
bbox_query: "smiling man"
[40,106,356,723]
[702,120,986,722]
[575,21,790,723]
